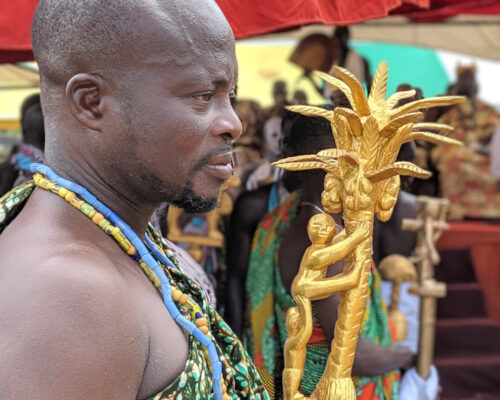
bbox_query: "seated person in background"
[374,142,420,355]
[241,109,413,399]
[432,65,500,219]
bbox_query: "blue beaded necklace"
[31,163,224,400]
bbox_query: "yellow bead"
[195,317,207,327]
[178,294,188,304]
[199,325,209,335]
[65,192,76,202]
[127,246,137,256]
[58,187,68,198]
[172,289,182,301]
[99,220,109,230]
[72,199,84,209]
[92,213,104,224]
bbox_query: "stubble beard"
[164,153,224,214]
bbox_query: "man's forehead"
[142,44,238,87]
[110,0,234,70]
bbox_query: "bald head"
[32,0,233,90]
[30,0,241,217]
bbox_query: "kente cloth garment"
[244,191,400,399]
[150,203,217,306]
[431,98,500,219]
[0,182,269,400]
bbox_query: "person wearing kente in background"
[225,107,332,337]
[431,64,500,219]
[0,1,269,399]
[241,110,413,399]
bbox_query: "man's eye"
[193,93,213,102]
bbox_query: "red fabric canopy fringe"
[397,0,500,21]
[0,0,38,61]
[2,0,500,63]
[217,0,429,39]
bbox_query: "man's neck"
[46,159,157,236]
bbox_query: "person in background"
[245,116,283,191]
[291,89,308,105]
[12,102,45,187]
[0,94,45,196]
[235,108,413,399]
[431,64,500,219]
[266,80,289,119]
[490,124,500,180]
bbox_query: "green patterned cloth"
[244,191,400,399]
[0,182,269,400]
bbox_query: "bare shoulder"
[0,240,147,399]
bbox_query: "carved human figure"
[283,213,369,400]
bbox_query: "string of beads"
[32,165,228,400]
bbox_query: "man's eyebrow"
[213,75,238,87]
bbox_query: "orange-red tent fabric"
[217,0,428,38]
[0,0,37,62]
[2,0,500,62]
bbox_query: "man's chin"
[171,195,219,214]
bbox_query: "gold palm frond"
[390,96,464,119]
[333,66,371,116]
[272,154,340,175]
[367,162,431,182]
[413,122,454,133]
[286,105,333,121]
[386,90,416,109]
[313,71,356,111]
[276,62,464,184]
[379,112,423,138]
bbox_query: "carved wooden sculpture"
[273,62,463,399]
[402,196,450,379]
[378,254,417,341]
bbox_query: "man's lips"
[204,153,233,180]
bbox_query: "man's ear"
[66,73,107,132]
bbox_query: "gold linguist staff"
[273,62,464,399]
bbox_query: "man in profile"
[0,0,268,399]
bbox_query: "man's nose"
[211,105,242,141]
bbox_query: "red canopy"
[1,0,500,63]
[218,0,500,38]
[0,0,37,63]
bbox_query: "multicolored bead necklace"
[31,163,227,400]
